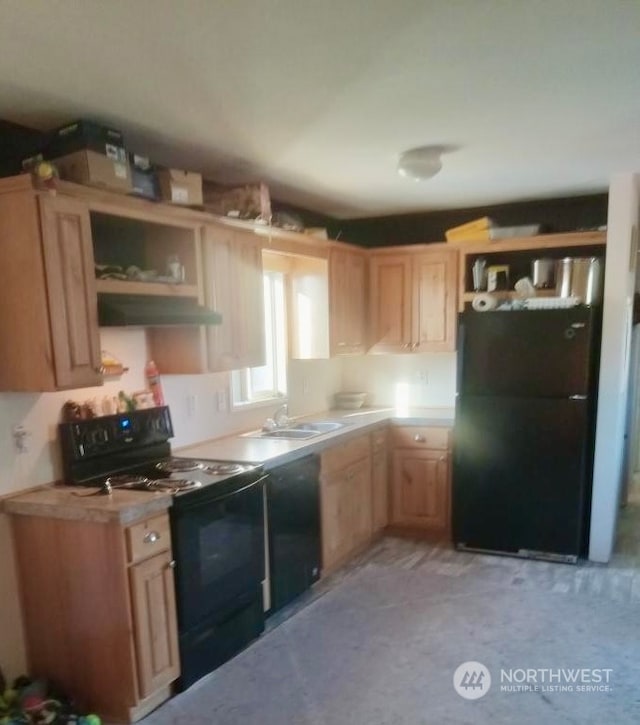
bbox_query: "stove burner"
[106,474,150,487]
[202,462,253,476]
[156,459,204,474]
[148,478,202,491]
[103,474,202,493]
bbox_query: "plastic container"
[144,360,165,407]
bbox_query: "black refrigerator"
[452,307,601,563]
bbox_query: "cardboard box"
[202,181,271,221]
[128,153,160,201]
[48,119,126,162]
[157,168,203,206]
[53,150,132,193]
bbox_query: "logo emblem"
[453,661,492,699]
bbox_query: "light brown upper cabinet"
[329,247,367,355]
[203,225,266,372]
[0,188,102,391]
[369,247,457,353]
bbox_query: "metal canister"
[531,258,555,289]
[556,257,603,304]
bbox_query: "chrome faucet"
[273,403,290,428]
[261,403,290,432]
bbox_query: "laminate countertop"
[176,407,455,469]
[2,407,454,522]
[3,484,173,525]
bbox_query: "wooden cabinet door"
[369,254,412,351]
[203,226,265,371]
[349,458,373,547]
[413,250,457,352]
[391,448,450,531]
[38,195,102,389]
[129,550,180,699]
[329,248,367,355]
[320,470,352,570]
[371,447,389,533]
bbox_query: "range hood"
[98,294,222,327]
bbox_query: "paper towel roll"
[472,293,498,312]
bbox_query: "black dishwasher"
[267,454,321,614]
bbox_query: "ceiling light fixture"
[397,144,456,181]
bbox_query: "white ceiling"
[1,0,639,218]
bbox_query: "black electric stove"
[59,407,267,690]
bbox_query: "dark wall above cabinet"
[329,193,609,248]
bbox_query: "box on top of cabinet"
[157,168,203,206]
[48,119,127,162]
[53,149,132,194]
[128,153,160,201]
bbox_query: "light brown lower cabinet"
[129,550,180,699]
[390,426,452,536]
[320,435,373,572]
[370,428,389,533]
[11,511,179,723]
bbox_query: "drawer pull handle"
[143,531,160,544]
[414,434,426,443]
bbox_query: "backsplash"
[341,352,457,409]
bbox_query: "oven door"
[170,474,266,632]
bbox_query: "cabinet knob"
[168,560,176,569]
[414,434,426,443]
[440,456,446,462]
[143,530,160,544]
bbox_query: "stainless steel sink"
[288,421,346,433]
[253,419,347,440]
[258,429,318,439]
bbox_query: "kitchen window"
[232,268,287,406]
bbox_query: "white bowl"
[334,392,367,410]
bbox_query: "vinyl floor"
[143,484,640,725]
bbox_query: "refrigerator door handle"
[569,394,588,400]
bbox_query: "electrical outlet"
[216,390,228,412]
[416,370,428,384]
[186,394,197,418]
[303,379,311,395]
[13,425,30,453]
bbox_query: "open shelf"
[457,231,607,311]
[462,289,557,305]
[95,278,199,297]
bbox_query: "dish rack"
[523,296,580,310]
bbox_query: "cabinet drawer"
[127,514,171,564]
[391,426,450,450]
[321,434,371,476]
